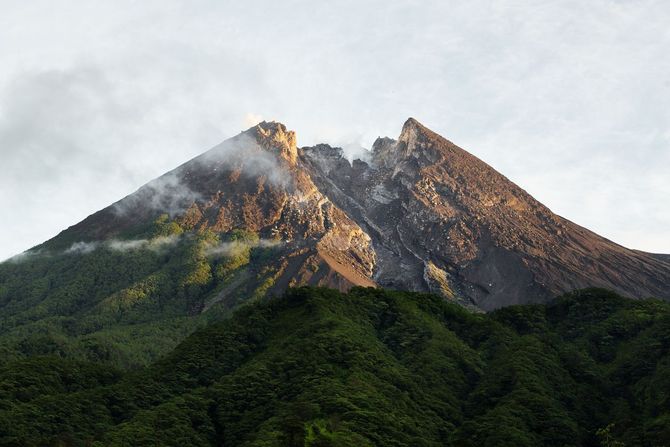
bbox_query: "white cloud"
[112,172,202,217]
[106,239,148,252]
[204,239,282,259]
[65,241,99,255]
[107,235,181,252]
[3,250,47,264]
[1,235,183,263]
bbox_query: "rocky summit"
[33,118,670,311]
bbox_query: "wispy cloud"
[196,133,293,188]
[4,250,48,264]
[3,235,184,264]
[64,241,99,255]
[106,239,147,251]
[64,235,181,256]
[204,238,282,258]
[112,172,202,217]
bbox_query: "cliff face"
[41,119,670,310]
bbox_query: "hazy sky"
[1,0,669,261]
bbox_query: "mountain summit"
[19,119,670,312]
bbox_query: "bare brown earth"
[45,119,670,310]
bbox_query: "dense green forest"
[0,215,281,368]
[0,287,668,446]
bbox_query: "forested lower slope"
[0,287,668,446]
[0,215,283,368]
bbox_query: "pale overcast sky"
[1,0,669,260]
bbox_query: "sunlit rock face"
[43,118,670,310]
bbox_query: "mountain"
[2,120,670,446]
[1,287,669,446]
[1,119,668,366]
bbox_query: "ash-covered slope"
[302,118,670,310]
